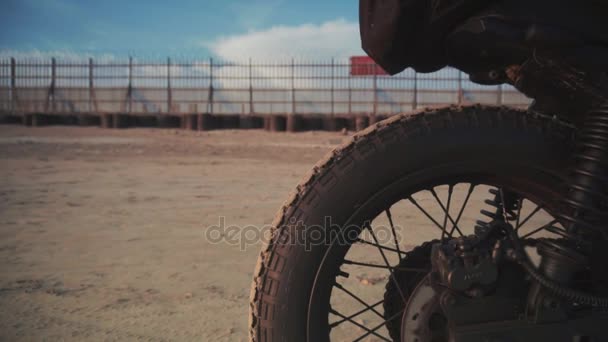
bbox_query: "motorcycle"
[250,0,608,341]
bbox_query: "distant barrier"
[0,57,531,117]
[0,111,401,132]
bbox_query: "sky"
[0,0,364,61]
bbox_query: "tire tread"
[249,105,573,342]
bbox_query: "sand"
[0,126,343,341]
[0,125,556,341]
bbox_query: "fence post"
[348,67,352,114]
[127,56,133,113]
[46,57,57,113]
[497,84,503,105]
[208,57,214,115]
[167,57,172,113]
[373,72,378,115]
[331,58,335,116]
[457,70,463,105]
[291,58,296,115]
[88,58,95,112]
[10,57,16,113]
[412,72,418,110]
[249,58,254,115]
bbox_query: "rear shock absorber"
[520,104,608,309]
[479,105,608,308]
[560,104,608,240]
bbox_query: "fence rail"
[0,57,531,116]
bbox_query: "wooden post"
[10,57,17,113]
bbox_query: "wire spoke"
[515,197,524,228]
[343,259,428,273]
[352,307,405,342]
[334,283,385,320]
[365,223,407,303]
[355,238,407,259]
[344,259,390,270]
[386,208,402,259]
[329,299,384,328]
[516,204,543,231]
[544,225,572,239]
[330,308,392,341]
[325,183,566,341]
[438,186,453,240]
[430,189,464,237]
[408,196,450,236]
[429,190,452,238]
[448,183,475,237]
[520,219,559,239]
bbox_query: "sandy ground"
[0,125,555,341]
[0,126,346,341]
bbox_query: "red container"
[350,56,388,76]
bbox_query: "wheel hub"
[400,275,447,342]
[383,241,449,342]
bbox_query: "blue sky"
[1,0,361,59]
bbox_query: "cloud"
[208,19,364,62]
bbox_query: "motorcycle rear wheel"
[249,105,575,342]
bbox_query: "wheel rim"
[307,168,567,342]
